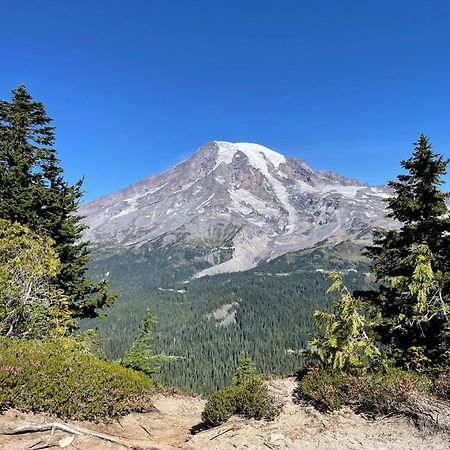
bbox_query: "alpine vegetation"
[298,135,450,422]
[0,85,155,420]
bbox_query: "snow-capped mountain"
[79,141,394,277]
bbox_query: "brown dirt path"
[1,379,449,449]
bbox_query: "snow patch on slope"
[214,142,298,232]
[195,229,271,278]
[214,141,286,169]
[109,194,141,220]
[228,188,279,218]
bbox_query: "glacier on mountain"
[79,141,394,277]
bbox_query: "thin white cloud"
[276,96,291,103]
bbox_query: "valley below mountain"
[80,141,395,392]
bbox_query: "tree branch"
[2,421,161,450]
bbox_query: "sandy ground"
[1,378,449,450]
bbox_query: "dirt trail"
[0,393,205,450]
[1,378,449,449]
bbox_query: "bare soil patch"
[1,378,449,449]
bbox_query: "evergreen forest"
[1,85,450,434]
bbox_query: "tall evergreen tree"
[122,309,173,376]
[362,134,450,370]
[0,84,116,321]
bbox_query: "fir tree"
[387,244,450,370]
[231,353,257,386]
[363,134,450,370]
[122,309,173,376]
[0,84,116,321]
[368,134,450,277]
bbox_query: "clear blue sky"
[2,0,450,201]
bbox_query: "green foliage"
[298,366,430,414]
[122,309,173,375]
[362,134,450,371]
[0,85,116,322]
[0,219,74,337]
[308,272,382,372]
[83,241,371,394]
[201,387,237,427]
[201,356,278,427]
[201,378,278,427]
[0,337,153,420]
[234,377,278,420]
[387,244,450,370]
[231,353,256,386]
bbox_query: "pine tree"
[231,353,257,386]
[0,84,116,321]
[122,309,173,376]
[363,134,450,370]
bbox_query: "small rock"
[59,435,75,448]
[270,432,286,443]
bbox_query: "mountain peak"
[212,141,286,171]
[79,141,393,277]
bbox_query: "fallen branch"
[25,443,58,450]
[139,424,152,437]
[27,440,44,449]
[210,427,233,441]
[2,421,161,450]
[25,440,58,450]
[4,423,83,436]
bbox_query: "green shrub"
[298,366,431,415]
[297,368,349,410]
[235,377,278,420]
[202,354,279,427]
[202,377,278,427]
[0,338,153,421]
[201,387,237,426]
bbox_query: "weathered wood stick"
[2,421,161,450]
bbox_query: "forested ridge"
[2,84,450,442]
[86,239,372,393]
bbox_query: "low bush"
[297,366,431,415]
[235,377,279,420]
[297,367,349,411]
[201,377,278,427]
[434,372,450,401]
[0,338,153,421]
[201,387,237,427]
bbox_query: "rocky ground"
[1,378,449,450]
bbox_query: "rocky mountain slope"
[80,142,397,392]
[79,141,394,277]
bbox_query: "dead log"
[2,421,161,450]
[4,423,83,436]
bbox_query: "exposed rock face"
[79,141,395,277]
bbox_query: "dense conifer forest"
[86,240,371,393]
[2,84,450,444]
